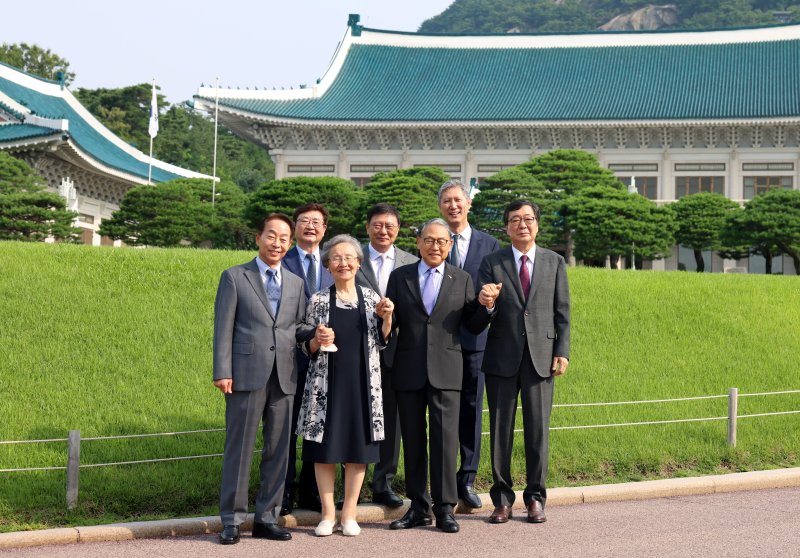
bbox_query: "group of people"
[212,180,571,544]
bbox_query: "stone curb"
[2,467,799,549]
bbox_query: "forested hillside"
[419,0,799,33]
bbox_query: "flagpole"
[148,78,158,185]
[212,77,220,214]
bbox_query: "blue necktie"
[449,234,461,268]
[266,268,281,314]
[422,267,438,315]
[305,253,317,293]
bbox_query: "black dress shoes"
[372,490,404,508]
[458,484,483,509]
[389,508,433,530]
[435,512,460,533]
[526,500,547,523]
[252,521,292,541]
[280,495,293,516]
[219,524,240,545]
[297,493,322,513]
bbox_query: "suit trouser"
[396,384,460,517]
[220,371,293,526]
[485,349,554,508]
[457,349,485,488]
[372,364,401,493]
[284,363,318,502]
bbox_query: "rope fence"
[1,387,797,509]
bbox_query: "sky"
[3,0,454,104]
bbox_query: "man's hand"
[214,378,233,394]
[375,297,395,321]
[551,357,569,376]
[478,282,502,309]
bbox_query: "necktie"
[449,234,461,268]
[376,254,388,297]
[265,268,281,314]
[519,255,531,300]
[305,253,317,293]
[422,267,438,315]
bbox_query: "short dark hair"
[503,200,540,225]
[293,203,330,225]
[366,202,400,224]
[257,212,294,234]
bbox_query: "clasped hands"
[478,282,502,310]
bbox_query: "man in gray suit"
[478,200,570,525]
[213,213,308,544]
[355,203,418,508]
[386,219,496,534]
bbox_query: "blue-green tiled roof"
[208,39,800,122]
[0,74,180,182]
[0,123,60,142]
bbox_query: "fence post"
[66,430,80,510]
[727,388,738,447]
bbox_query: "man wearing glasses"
[438,179,500,510]
[386,219,498,534]
[478,200,570,525]
[355,203,418,508]
[281,203,334,514]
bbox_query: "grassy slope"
[1,242,798,530]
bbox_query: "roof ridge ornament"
[348,13,362,37]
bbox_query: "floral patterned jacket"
[296,285,388,443]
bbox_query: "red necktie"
[519,255,530,299]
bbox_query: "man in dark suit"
[386,218,495,534]
[478,200,570,525]
[438,179,500,509]
[213,213,308,544]
[280,203,334,514]
[355,203,418,508]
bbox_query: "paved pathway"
[4,487,799,558]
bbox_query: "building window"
[674,163,726,172]
[742,162,794,171]
[608,163,659,172]
[675,176,724,198]
[287,164,335,173]
[743,176,793,199]
[78,213,95,225]
[414,164,461,173]
[477,164,517,173]
[619,176,658,200]
[350,164,398,173]
[678,245,712,272]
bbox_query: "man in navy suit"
[280,202,334,514]
[438,179,500,509]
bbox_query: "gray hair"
[437,179,470,203]
[417,218,450,237]
[320,234,364,267]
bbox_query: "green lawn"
[1,241,798,531]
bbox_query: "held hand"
[478,282,503,308]
[214,378,233,394]
[376,297,395,321]
[551,356,569,377]
[315,323,335,348]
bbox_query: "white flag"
[148,82,159,138]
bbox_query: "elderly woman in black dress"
[296,234,394,537]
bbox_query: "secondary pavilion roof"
[0,62,209,183]
[194,16,800,127]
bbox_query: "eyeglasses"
[370,222,398,232]
[330,255,358,264]
[421,238,451,248]
[508,216,537,227]
[297,218,325,228]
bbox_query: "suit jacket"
[282,246,334,299]
[355,243,418,368]
[212,259,307,393]
[450,227,500,352]
[478,246,570,379]
[386,262,493,392]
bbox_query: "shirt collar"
[511,244,537,264]
[452,224,472,243]
[295,245,320,261]
[418,260,446,276]
[368,243,395,261]
[255,256,281,278]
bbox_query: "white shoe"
[315,519,336,537]
[341,519,361,536]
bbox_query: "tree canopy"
[0,43,75,84]
[672,193,742,272]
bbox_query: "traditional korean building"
[194,15,800,274]
[0,62,210,246]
